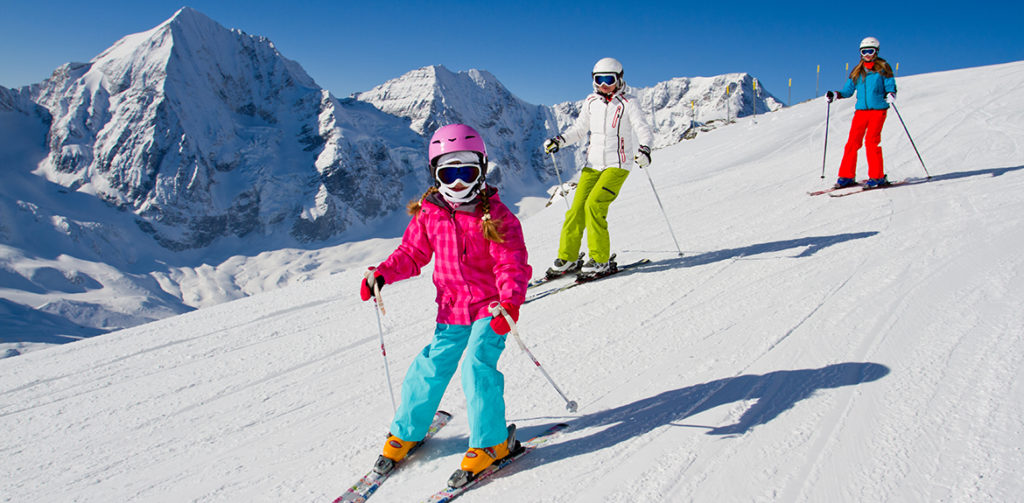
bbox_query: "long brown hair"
[407,187,505,243]
[849,57,894,81]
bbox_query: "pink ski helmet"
[428,124,488,169]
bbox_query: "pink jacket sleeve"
[375,213,434,285]
[488,202,532,306]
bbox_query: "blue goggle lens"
[436,163,481,185]
[594,74,617,86]
[861,48,876,56]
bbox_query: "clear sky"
[2,0,1021,106]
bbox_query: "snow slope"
[2,61,1023,502]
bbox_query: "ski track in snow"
[2,61,1024,502]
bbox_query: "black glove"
[826,90,839,103]
[635,145,652,168]
[543,135,564,154]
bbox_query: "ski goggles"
[860,48,877,56]
[435,163,482,185]
[593,74,618,86]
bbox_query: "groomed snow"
[2,60,1023,502]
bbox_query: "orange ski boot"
[447,425,520,488]
[373,434,418,474]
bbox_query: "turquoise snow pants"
[390,317,508,448]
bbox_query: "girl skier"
[543,57,654,278]
[359,124,532,487]
[826,36,898,188]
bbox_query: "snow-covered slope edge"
[1,60,1022,501]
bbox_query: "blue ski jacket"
[839,65,897,110]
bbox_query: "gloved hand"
[489,301,519,335]
[825,90,839,103]
[886,92,896,104]
[635,145,652,168]
[359,268,386,301]
[543,135,564,154]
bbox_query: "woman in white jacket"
[544,57,654,277]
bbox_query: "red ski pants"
[839,109,887,180]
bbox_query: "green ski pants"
[558,167,630,264]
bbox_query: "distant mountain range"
[0,7,781,351]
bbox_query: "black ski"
[525,258,650,304]
[528,252,585,289]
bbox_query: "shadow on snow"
[620,231,879,276]
[523,361,890,467]
[922,164,1024,183]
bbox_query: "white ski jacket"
[559,89,654,171]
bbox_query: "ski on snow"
[527,252,585,289]
[524,257,651,305]
[808,178,925,197]
[420,422,570,503]
[827,178,924,197]
[333,410,453,503]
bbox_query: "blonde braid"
[479,190,505,243]
[407,186,438,216]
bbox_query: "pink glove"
[489,302,520,335]
[359,268,385,301]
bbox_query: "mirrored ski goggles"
[593,74,618,86]
[435,163,482,185]
[860,48,877,56]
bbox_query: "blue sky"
[2,1,1021,106]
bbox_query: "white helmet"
[592,57,623,76]
[860,37,880,50]
[592,57,624,92]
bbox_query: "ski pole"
[820,100,831,179]
[641,165,684,257]
[489,302,578,413]
[366,270,398,414]
[890,102,931,179]
[549,152,571,211]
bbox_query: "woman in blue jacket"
[826,37,897,188]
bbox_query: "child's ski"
[420,423,569,503]
[333,411,452,503]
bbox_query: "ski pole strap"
[365,269,386,315]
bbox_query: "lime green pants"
[558,167,630,264]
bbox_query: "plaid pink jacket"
[375,189,531,325]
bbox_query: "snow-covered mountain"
[0,7,782,352]
[2,60,1022,501]
[21,7,426,251]
[353,65,559,201]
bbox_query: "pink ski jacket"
[375,189,531,325]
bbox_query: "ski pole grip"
[487,301,504,317]
[365,269,386,315]
[489,302,528,351]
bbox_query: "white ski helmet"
[592,57,623,76]
[860,37,880,50]
[592,57,624,92]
